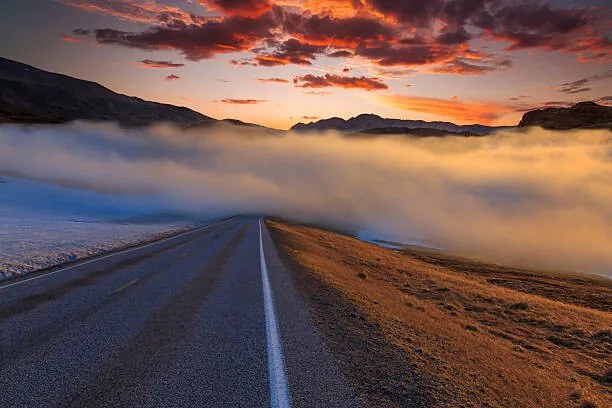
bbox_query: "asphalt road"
[0,216,363,408]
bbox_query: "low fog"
[1,121,610,275]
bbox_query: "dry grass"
[267,219,612,408]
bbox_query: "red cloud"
[139,59,185,69]
[199,0,272,17]
[69,0,609,72]
[61,34,78,42]
[294,74,388,91]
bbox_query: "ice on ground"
[0,177,199,280]
[357,228,443,251]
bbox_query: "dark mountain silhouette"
[0,57,213,126]
[291,113,502,135]
[519,101,612,130]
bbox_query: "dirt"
[267,219,612,408]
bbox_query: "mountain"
[519,101,612,130]
[0,57,213,126]
[291,113,501,135]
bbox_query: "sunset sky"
[1,0,610,129]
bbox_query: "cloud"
[69,0,609,72]
[56,0,195,24]
[301,115,320,120]
[139,59,185,69]
[1,123,611,275]
[252,38,326,66]
[382,94,509,124]
[294,74,388,90]
[258,78,290,83]
[165,74,181,81]
[219,98,266,104]
[78,11,279,61]
[557,70,612,94]
[199,0,273,16]
[431,57,513,75]
[302,91,333,95]
[61,34,79,42]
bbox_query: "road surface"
[0,216,363,407]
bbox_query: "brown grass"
[267,219,612,408]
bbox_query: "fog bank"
[1,122,610,275]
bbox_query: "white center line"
[0,220,225,291]
[259,217,291,408]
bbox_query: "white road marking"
[259,218,291,408]
[0,220,225,291]
[113,278,139,294]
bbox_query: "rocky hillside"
[0,57,213,126]
[519,101,612,130]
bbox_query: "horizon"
[1,0,610,130]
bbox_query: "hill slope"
[0,57,213,126]
[268,219,611,408]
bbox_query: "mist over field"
[1,122,610,275]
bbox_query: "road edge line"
[259,217,291,408]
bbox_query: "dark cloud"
[69,0,609,72]
[253,38,326,66]
[80,11,279,60]
[435,27,472,45]
[432,57,512,75]
[165,74,181,81]
[355,43,455,66]
[258,78,290,83]
[557,71,612,94]
[293,74,388,91]
[282,13,396,46]
[220,98,267,104]
[328,50,353,58]
[139,59,185,68]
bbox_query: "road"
[0,216,363,407]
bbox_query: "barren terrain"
[267,219,611,408]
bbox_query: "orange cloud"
[382,94,510,124]
[61,34,78,42]
[57,0,194,24]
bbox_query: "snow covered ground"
[0,177,199,280]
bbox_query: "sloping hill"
[0,57,213,126]
[519,101,612,130]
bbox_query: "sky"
[0,0,610,129]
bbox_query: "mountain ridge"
[290,113,503,135]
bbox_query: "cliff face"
[519,102,612,130]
